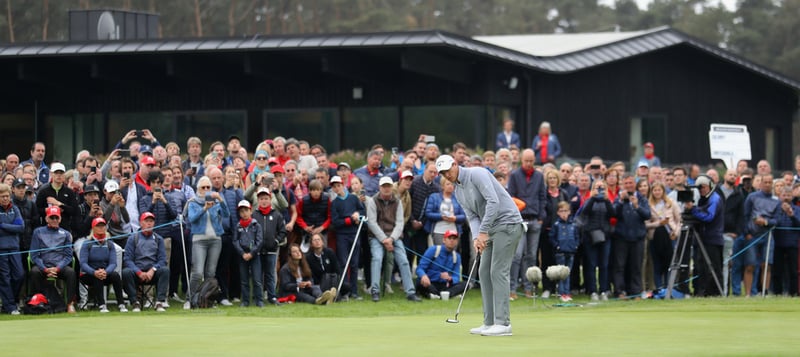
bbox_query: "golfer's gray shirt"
[453,167,522,240]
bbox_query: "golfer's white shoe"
[469,325,491,335]
[481,324,512,336]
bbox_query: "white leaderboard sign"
[709,123,751,170]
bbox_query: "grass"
[2,290,799,356]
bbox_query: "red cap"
[140,156,157,166]
[643,142,654,148]
[268,157,279,165]
[444,229,459,238]
[91,217,107,228]
[28,293,48,306]
[45,206,61,218]
[140,212,156,221]
[271,165,285,174]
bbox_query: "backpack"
[434,245,457,265]
[23,283,67,314]
[191,277,221,309]
[22,293,50,315]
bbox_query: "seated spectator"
[79,218,126,313]
[123,212,170,312]
[232,200,263,307]
[279,243,335,304]
[415,230,467,300]
[305,233,349,299]
[29,206,77,313]
[0,183,24,315]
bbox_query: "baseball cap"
[401,170,413,180]
[379,176,394,186]
[12,178,26,188]
[644,142,654,148]
[330,176,343,184]
[256,187,272,196]
[268,157,280,166]
[228,135,241,143]
[237,200,252,209]
[435,155,456,172]
[51,162,66,173]
[91,217,107,228]
[637,160,649,168]
[140,145,153,154]
[140,212,155,221]
[444,229,459,238]
[337,162,351,170]
[270,165,285,174]
[140,156,157,166]
[45,206,61,218]
[84,184,101,194]
[104,181,119,193]
[695,175,712,187]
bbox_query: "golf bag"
[191,277,221,309]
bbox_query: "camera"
[676,187,696,203]
[596,191,605,199]
[90,166,96,173]
[205,193,215,203]
[589,164,601,170]
[391,147,398,155]
[136,130,144,137]
[154,188,162,193]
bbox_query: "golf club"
[335,216,366,300]
[446,255,479,324]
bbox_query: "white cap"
[435,155,456,172]
[330,176,343,184]
[237,200,252,209]
[104,180,119,193]
[401,170,413,179]
[695,175,712,187]
[637,160,649,168]
[379,176,394,186]
[256,187,271,196]
[51,162,66,172]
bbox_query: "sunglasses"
[47,216,60,220]
[199,186,211,189]
[256,157,268,161]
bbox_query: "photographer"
[76,184,105,239]
[138,171,178,266]
[684,176,724,297]
[612,174,651,299]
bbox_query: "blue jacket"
[233,219,263,255]
[531,134,562,164]
[614,192,651,241]
[415,245,462,284]
[187,197,230,236]
[79,239,116,274]
[423,193,466,235]
[507,167,547,221]
[123,231,166,273]
[30,226,73,270]
[774,204,800,248]
[138,191,178,237]
[0,204,23,251]
[691,191,725,246]
[353,166,385,197]
[743,190,780,237]
[550,217,579,253]
[330,192,365,235]
[215,187,243,233]
[495,131,520,150]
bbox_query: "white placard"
[709,123,751,170]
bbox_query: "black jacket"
[305,247,340,285]
[715,185,745,235]
[253,208,286,254]
[35,183,79,234]
[13,196,38,250]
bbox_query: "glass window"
[175,111,247,153]
[0,114,35,159]
[403,105,486,152]
[107,112,173,148]
[488,106,519,150]
[630,115,667,165]
[264,109,339,152]
[45,114,104,165]
[343,107,399,152]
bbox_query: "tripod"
[666,224,724,298]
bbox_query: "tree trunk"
[41,0,49,40]
[229,0,237,36]
[312,0,319,33]
[194,0,203,37]
[6,0,13,43]
[264,0,272,34]
[295,0,305,33]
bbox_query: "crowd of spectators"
[0,121,798,315]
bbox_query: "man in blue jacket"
[415,230,466,299]
[123,212,170,312]
[612,174,651,299]
[30,206,76,313]
[685,175,725,297]
[0,183,24,315]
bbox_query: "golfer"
[436,155,523,337]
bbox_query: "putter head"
[445,318,459,323]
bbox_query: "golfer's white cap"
[435,155,456,172]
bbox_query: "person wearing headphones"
[684,175,725,297]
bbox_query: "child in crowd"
[549,201,580,302]
[233,200,263,307]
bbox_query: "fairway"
[2,292,799,356]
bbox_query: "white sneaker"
[183,301,191,310]
[162,301,170,308]
[118,304,128,313]
[220,299,233,306]
[99,305,109,313]
[469,325,491,335]
[481,324,512,336]
[590,293,599,301]
[155,302,166,312]
[132,303,141,312]
[429,293,441,300]
[600,292,609,301]
[10,309,20,315]
[541,290,551,299]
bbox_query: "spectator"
[232,200,263,307]
[336,162,354,188]
[20,142,49,185]
[279,243,335,304]
[330,175,365,300]
[305,233,348,298]
[365,177,421,302]
[482,151,496,172]
[210,166,244,306]
[531,121,561,165]
[0,183,24,315]
[2,172,15,187]
[165,166,192,301]
[225,135,250,168]
[313,168,331,194]
[578,179,614,301]
[29,206,77,313]
[11,178,37,266]
[408,163,440,265]
[252,187,286,305]
[773,188,799,296]
[182,137,205,190]
[424,176,466,246]
[79,217,126,313]
[185,176,229,309]
[495,118,521,150]
[415,230,466,299]
[296,180,331,247]
[716,169,745,296]
[612,174,651,299]
[272,137,290,167]
[639,142,661,168]
[354,150,385,197]
[540,168,570,298]
[452,142,469,167]
[684,175,724,297]
[119,158,147,232]
[507,149,546,300]
[550,202,580,302]
[742,173,780,297]
[3,154,19,178]
[123,212,170,312]
[34,162,78,234]
[75,184,104,239]
[645,181,681,292]
[245,150,270,188]
[138,171,178,263]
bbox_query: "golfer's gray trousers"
[480,222,524,326]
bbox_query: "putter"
[446,256,479,324]
[335,217,366,300]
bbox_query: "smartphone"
[90,166,97,173]
[136,130,144,137]
[117,149,130,152]
[423,135,436,143]
[123,172,131,179]
[72,171,79,182]
[211,152,218,159]
[154,188,162,193]
[391,147,398,155]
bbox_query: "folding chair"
[137,281,157,310]
[27,256,72,305]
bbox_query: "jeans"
[510,220,541,292]
[555,253,574,296]
[583,234,611,294]
[368,238,415,295]
[260,253,278,300]
[190,237,222,300]
[721,233,736,296]
[239,255,263,305]
[337,233,360,296]
[0,252,23,313]
[730,235,759,296]
[122,267,170,303]
[216,233,240,300]
[479,222,523,327]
